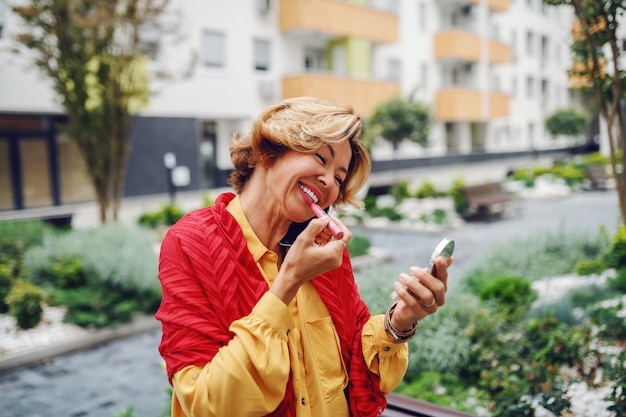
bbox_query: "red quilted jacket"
[156,192,386,417]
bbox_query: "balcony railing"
[435,30,510,64]
[282,72,400,116]
[279,0,398,43]
[470,0,510,11]
[435,88,509,121]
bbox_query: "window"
[0,0,5,39]
[511,30,517,62]
[526,31,534,56]
[527,76,534,99]
[420,63,428,88]
[138,26,161,61]
[202,30,226,68]
[511,77,517,97]
[418,2,427,31]
[388,58,401,82]
[305,48,325,71]
[253,39,270,71]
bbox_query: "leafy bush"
[0,264,13,314]
[605,350,626,416]
[479,276,537,317]
[449,178,468,215]
[397,371,488,413]
[574,257,608,276]
[6,279,44,329]
[419,208,449,225]
[388,181,411,203]
[365,204,404,222]
[588,302,626,343]
[0,219,56,249]
[347,235,371,257]
[545,107,590,137]
[24,224,160,328]
[463,227,607,291]
[608,267,626,292]
[416,181,443,199]
[605,225,626,270]
[138,203,186,228]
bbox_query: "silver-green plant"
[24,223,159,293]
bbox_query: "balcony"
[435,88,509,121]
[440,0,509,12]
[282,73,400,116]
[435,30,511,64]
[278,0,398,43]
[470,0,510,11]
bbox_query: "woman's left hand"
[389,256,453,331]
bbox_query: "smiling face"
[229,97,371,210]
[264,140,352,223]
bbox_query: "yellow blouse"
[171,195,408,417]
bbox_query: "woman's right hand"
[269,216,350,305]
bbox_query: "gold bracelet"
[384,303,418,343]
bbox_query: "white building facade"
[0,0,583,210]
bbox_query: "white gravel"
[0,305,88,356]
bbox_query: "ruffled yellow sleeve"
[171,292,293,417]
[361,314,409,393]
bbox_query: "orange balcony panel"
[279,0,397,43]
[435,89,509,121]
[489,40,511,64]
[435,30,481,62]
[282,73,400,117]
[470,0,510,11]
[489,93,509,118]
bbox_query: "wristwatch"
[384,303,418,343]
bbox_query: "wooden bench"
[0,206,75,228]
[585,164,613,190]
[460,182,518,220]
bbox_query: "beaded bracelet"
[384,303,418,343]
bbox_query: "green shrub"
[0,264,13,314]
[389,181,411,203]
[397,371,488,414]
[574,257,608,276]
[366,205,404,222]
[138,203,186,228]
[463,227,607,287]
[416,181,442,199]
[348,235,371,257]
[449,178,468,215]
[589,302,626,343]
[479,276,537,315]
[419,208,448,225]
[605,350,626,417]
[24,224,161,328]
[605,225,626,270]
[0,219,56,249]
[6,279,44,329]
[608,267,626,292]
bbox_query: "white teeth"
[300,184,318,204]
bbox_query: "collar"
[225,194,273,263]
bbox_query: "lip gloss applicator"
[310,202,344,240]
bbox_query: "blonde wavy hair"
[228,97,371,210]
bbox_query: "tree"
[12,0,174,223]
[545,107,590,138]
[545,0,626,225]
[365,95,431,154]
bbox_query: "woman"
[156,97,451,417]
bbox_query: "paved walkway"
[0,189,621,417]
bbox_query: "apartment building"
[0,0,577,211]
